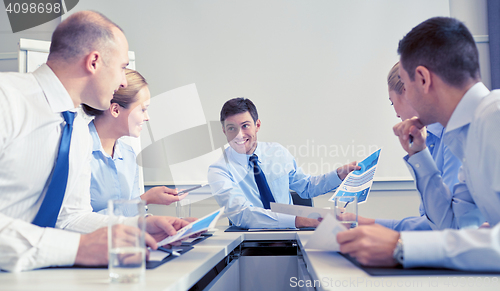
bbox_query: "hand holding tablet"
[157,207,224,247]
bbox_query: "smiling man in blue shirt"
[207,98,359,229]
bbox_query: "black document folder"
[340,253,500,276]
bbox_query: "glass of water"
[334,195,358,229]
[176,198,191,218]
[108,199,146,283]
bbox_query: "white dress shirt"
[0,64,127,272]
[402,83,500,271]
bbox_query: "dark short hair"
[82,69,148,116]
[48,11,122,62]
[220,98,259,125]
[397,17,480,88]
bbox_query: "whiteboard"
[66,0,451,184]
[18,38,144,193]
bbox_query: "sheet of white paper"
[304,213,347,251]
[270,203,334,219]
[329,148,382,204]
[149,249,170,261]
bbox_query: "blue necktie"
[32,111,75,228]
[249,154,275,209]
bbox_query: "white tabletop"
[297,233,500,291]
[1,228,499,291]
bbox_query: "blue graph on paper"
[329,149,381,204]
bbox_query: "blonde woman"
[83,69,187,213]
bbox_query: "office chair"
[290,191,313,207]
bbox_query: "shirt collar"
[253,143,262,160]
[89,120,103,152]
[226,142,261,166]
[114,140,123,160]
[445,82,490,133]
[89,120,123,160]
[32,63,75,114]
[426,122,444,138]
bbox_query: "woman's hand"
[141,186,188,205]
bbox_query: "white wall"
[450,0,490,89]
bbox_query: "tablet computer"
[157,207,224,247]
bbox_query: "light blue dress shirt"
[402,82,500,271]
[207,142,342,229]
[375,123,461,231]
[404,95,487,230]
[88,121,141,213]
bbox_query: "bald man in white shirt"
[0,11,188,272]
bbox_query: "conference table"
[2,227,499,291]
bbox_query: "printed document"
[329,149,381,204]
[304,213,345,251]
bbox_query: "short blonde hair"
[387,62,404,95]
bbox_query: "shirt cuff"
[405,148,440,179]
[122,216,140,227]
[401,230,446,268]
[375,219,396,230]
[39,227,81,268]
[277,213,296,229]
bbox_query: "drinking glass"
[108,199,146,283]
[334,195,358,229]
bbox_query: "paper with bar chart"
[328,149,381,204]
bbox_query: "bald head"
[48,11,123,62]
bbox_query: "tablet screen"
[157,207,224,246]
